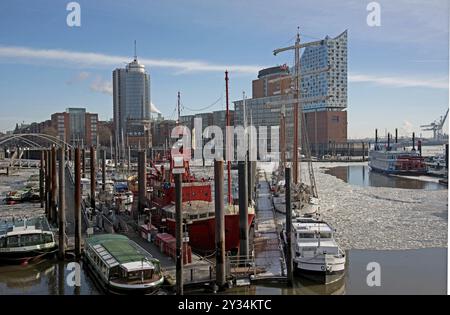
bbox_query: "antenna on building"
[134,40,137,61]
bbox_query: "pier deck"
[252,170,285,281]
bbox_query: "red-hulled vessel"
[146,157,255,255]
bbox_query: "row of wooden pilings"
[39,146,102,260]
[39,145,294,293]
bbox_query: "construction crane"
[420,109,449,140]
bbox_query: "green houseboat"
[84,234,164,294]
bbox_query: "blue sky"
[0,0,448,138]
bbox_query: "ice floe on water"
[0,169,44,220]
[260,161,447,251]
[315,162,447,250]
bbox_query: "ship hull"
[84,257,164,295]
[368,164,428,176]
[166,214,255,254]
[294,267,345,285]
[0,246,57,265]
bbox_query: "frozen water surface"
[259,161,447,250]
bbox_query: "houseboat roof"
[292,221,333,233]
[86,234,154,267]
[0,216,51,237]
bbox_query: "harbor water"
[324,165,446,190]
[0,248,445,295]
[0,159,447,295]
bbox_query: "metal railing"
[226,254,256,280]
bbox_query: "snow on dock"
[253,171,285,280]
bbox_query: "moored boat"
[282,215,346,284]
[84,234,164,294]
[368,132,427,175]
[0,216,57,264]
[148,158,255,254]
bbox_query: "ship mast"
[225,71,232,205]
[177,91,181,125]
[273,27,325,184]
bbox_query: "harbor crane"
[420,109,449,140]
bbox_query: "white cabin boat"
[0,216,57,264]
[283,216,346,284]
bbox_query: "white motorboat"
[283,215,346,284]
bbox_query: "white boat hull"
[295,255,346,284]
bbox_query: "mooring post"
[138,150,146,217]
[45,150,50,218]
[81,148,86,178]
[446,144,449,170]
[51,146,57,225]
[39,151,44,208]
[214,159,226,288]
[285,167,293,286]
[362,142,365,162]
[238,161,249,260]
[375,129,378,151]
[90,146,96,211]
[47,149,52,221]
[247,154,252,204]
[74,147,82,258]
[58,146,66,260]
[128,146,131,173]
[174,172,183,295]
[101,149,106,192]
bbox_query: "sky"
[0,0,448,138]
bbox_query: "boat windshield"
[0,233,52,248]
[118,268,154,282]
[298,232,332,239]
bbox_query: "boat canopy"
[86,234,153,266]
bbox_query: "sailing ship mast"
[225,71,232,205]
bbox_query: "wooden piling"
[174,172,183,295]
[362,142,365,162]
[138,150,146,215]
[90,146,96,211]
[81,148,86,178]
[285,167,293,286]
[446,144,448,170]
[39,151,44,208]
[247,156,255,204]
[74,147,82,258]
[58,147,66,260]
[238,161,249,259]
[51,146,57,224]
[214,159,226,288]
[45,150,50,218]
[101,149,106,191]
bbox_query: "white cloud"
[66,71,90,85]
[1,45,447,90]
[349,73,448,89]
[90,76,113,95]
[0,45,264,74]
